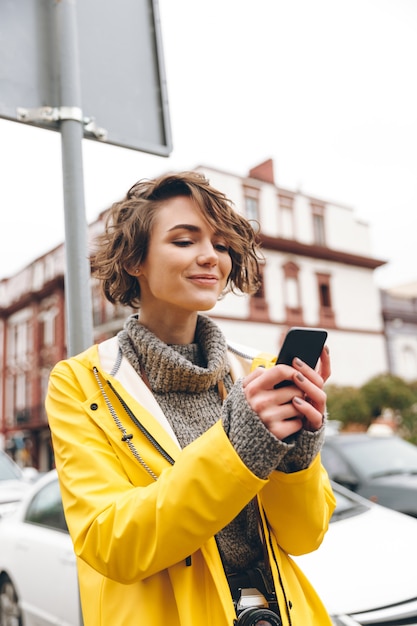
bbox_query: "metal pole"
[54,0,93,357]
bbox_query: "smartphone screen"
[274,327,328,388]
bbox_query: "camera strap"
[255,498,292,626]
[254,498,280,611]
[223,497,281,616]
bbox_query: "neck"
[138,310,199,344]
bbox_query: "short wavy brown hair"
[90,171,263,308]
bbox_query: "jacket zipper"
[92,367,175,481]
[93,366,192,567]
[107,378,176,466]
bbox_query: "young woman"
[46,171,336,626]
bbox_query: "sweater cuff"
[222,379,292,479]
[277,424,325,473]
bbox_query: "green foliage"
[361,374,415,418]
[325,375,417,441]
[325,384,371,428]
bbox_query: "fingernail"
[325,345,329,354]
[293,396,303,405]
[296,372,304,382]
[294,357,303,367]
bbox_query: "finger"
[292,357,325,388]
[258,405,305,439]
[291,347,331,385]
[292,396,324,431]
[290,369,327,414]
[268,417,304,440]
[242,367,266,387]
[318,345,331,382]
[246,384,303,416]
[244,364,298,394]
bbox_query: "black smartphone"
[274,327,328,388]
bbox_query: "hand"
[242,347,330,440]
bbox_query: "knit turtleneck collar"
[117,314,230,393]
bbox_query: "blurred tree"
[325,375,417,442]
[398,380,417,444]
[361,374,415,419]
[325,384,371,429]
[409,381,417,394]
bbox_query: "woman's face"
[136,195,232,321]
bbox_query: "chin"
[195,300,218,312]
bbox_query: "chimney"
[248,159,275,185]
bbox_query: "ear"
[124,265,142,277]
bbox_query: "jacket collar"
[96,335,261,452]
[98,336,181,448]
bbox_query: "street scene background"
[1,0,416,289]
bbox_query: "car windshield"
[0,452,22,481]
[330,487,368,521]
[339,437,417,479]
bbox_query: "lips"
[188,274,219,283]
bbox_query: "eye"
[172,239,193,247]
[212,230,230,253]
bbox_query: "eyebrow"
[167,223,226,239]
[167,224,201,233]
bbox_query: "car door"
[14,478,80,626]
[321,441,360,491]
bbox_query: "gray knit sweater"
[118,314,325,574]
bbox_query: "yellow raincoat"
[46,336,336,626]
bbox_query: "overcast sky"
[1,0,416,289]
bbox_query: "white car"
[0,450,36,517]
[295,482,417,625]
[2,471,417,626]
[0,470,80,626]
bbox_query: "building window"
[278,192,295,239]
[16,373,27,410]
[400,346,417,381]
[286,277,299,308]
[245,196,259,222]
[16,321,29,359]
[39,308,58,347]
[311,201,326,246]
[316,273,335,327]
[249,264,269,321]
[8,312,32,365]
[243,184,260,222]
[319,282,331,308]
[283,261,304,325]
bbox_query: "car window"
[0,451,22,481]
[330,488,368,521]
[321,445,351,477]
[338,437,417,479]
[25,479,68,532]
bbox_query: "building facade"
[380,282,417,382]
[197,161,387,387]
[0,245,66,469]
[1,159,388,469]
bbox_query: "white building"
[196,160,387,387]
[381,281,417,382]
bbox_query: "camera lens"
[237,607,282,626]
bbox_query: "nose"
[197,242,218,266]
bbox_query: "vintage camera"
[230,568,282,626]
[234,587,282,626]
